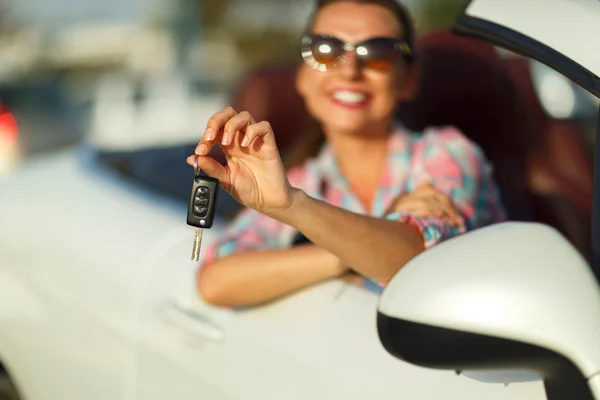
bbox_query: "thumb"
[186,155,228,182]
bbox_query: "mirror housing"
[377,222,600,398]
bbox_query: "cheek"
[368,72,401,109]
[300,68,326,95]
[394,67,418,101]
[301,75,330,113]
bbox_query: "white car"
[0,1,596,400]
[0,146,546,400]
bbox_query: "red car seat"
[504,57,593,260]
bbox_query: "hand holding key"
[186,107,294,218]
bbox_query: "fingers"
[423,192,460,221]
[241,121,273,148]
[223,111,255,146]
[196,108,272,155]
[186,154,228,182]
[393,200,463,226]
[196,107,238,155]
[390,186,464,227]
[391,199,441,218]
[431,193,462,224]
[413,183,463,223]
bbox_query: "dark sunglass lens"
[310,35,344,66]
[358,38,399,70]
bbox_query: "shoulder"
[420,126,479,149]
[413,125,487,160]
[408,125,493,179]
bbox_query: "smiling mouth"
[330,90,371,108]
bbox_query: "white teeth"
[332,90,367,104]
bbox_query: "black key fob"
[187,157,219,229]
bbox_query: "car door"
[0,153,159,400]
[132,227,546,400]
[130,226,354,400]
[124,223,238,400]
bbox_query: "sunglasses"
[301,34,413,72]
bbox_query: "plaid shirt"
[202,125,506,288]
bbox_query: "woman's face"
[296,1,418,136]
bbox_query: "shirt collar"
[315,123,414,180]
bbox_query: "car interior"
[221,28,594,261]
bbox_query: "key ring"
[193,155,201,178]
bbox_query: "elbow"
[197,281,226,307]
[376,228,426,282]
[373,263,405,284]
[375,252,423,283]
[196,264,236,308]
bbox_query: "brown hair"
[283,0,417,170]
[312,0,416,51]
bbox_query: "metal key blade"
[192,228,203,261]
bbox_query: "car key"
[187,156,220,261]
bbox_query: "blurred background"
[0,0,472,170]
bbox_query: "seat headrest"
[397,29,534,158]
[230,64,309,152]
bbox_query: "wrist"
[267,187,308,226]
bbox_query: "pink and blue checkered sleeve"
[385,127,507,250]
[201,207,284,266]
[201,166,308,266]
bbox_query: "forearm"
[197,244,344,307]
[276,189,425,282]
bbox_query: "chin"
[317,110,365,132]
[324,120,372,136]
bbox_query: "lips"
[330,89,371,108]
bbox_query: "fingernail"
[204,128,215,141]
[241,136,250,147]
[221,132,230,145]
[196,144,207,155]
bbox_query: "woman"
[186,0,506,307]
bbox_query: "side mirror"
[377,222,600,400]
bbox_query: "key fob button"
[194,197,209,206]
[198,187,210,195]
[194,206,208,217]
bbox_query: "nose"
[340,51,362,79]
